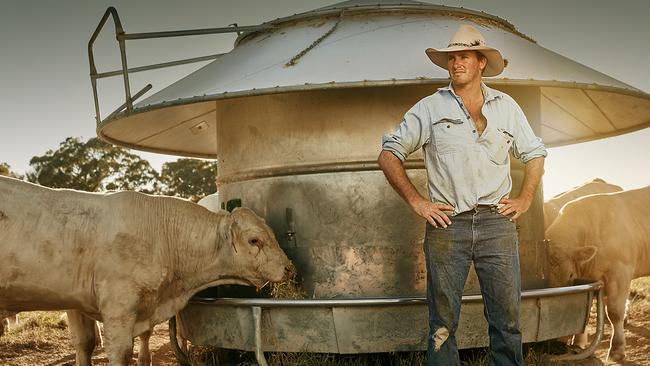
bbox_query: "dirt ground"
[2,278,650,366]
[0,317,178,366]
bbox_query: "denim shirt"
[382,83,547,216]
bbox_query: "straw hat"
[425,24,505,77]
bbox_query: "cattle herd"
[1,175,648,365]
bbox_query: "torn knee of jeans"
[432,327,450,351]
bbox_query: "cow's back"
[1,177,226,316]
[551,186,650,278]
[0,177,116,311]
[544,179,623,229]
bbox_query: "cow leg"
[67,310,97,366]
[176,315,188,353]
[573,332,589,348]
[95,321,104,349]
[6,313,19,329]
[0,311,18,336]
[137,329,152,366]
[605,274,632,362]
[102,316,135,366]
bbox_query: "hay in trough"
[269,270,306,300]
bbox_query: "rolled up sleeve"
[509,101,548,163]
[381,101,431,162]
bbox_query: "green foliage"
[26,137,159,193]
[159,158,218,202]
[20,137,218,199]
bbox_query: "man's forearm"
[518,157,545,201]
[377,150,425,207]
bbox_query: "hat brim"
[425,46,505,77]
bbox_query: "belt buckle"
[476,204,497,213]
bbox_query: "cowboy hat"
[425,24,505,77]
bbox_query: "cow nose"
[284,264,296,280]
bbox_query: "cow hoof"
[607,349,625,362]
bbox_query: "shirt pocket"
[432,117,466,154]
[482,127,513,165]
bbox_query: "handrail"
[87,7,272,125]
[189,281,603,307]
[168,317,191,366]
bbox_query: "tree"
[0,162,22,179]
[0,162,9,176]
[26,137,159,192]
[159,158,218,202]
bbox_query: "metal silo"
[89,0,649,363]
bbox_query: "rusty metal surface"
[179,305,339,353]
[221,170,426,298]
[180,283,600,352]
[219,169,545,298]
[550,284,605,361]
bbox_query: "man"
[378,24,546,366]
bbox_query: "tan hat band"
[447,40,483,48]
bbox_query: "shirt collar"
[437,82,503,103]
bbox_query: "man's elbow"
[524,156,545,174]
[378,150,398,171]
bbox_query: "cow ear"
[217,214,235,250]
[573,246,597,265]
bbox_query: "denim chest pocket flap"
[432,117,466,154]
[482,128,513,164]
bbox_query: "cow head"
[222,207,293,288]
[547,245,598,287]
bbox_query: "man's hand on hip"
[412,199,454,228]
[498,196,531,221]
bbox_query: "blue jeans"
[424,205,522,366]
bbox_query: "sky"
[1,0,649,199]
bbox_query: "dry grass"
[187,344,559,366]
[269,272,306,300]
[256,351,428,366]
[628,277,650,318]
[0,311,71,362]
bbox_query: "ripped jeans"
[424,205,523,366]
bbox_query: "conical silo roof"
[96,0,650,158]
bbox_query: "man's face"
[447,51,486,86]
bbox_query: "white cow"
[197,192,220,212]
[546,186,650,362]
[73,192,220,365]
[544,178,622,230]
[0,176,292,366]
